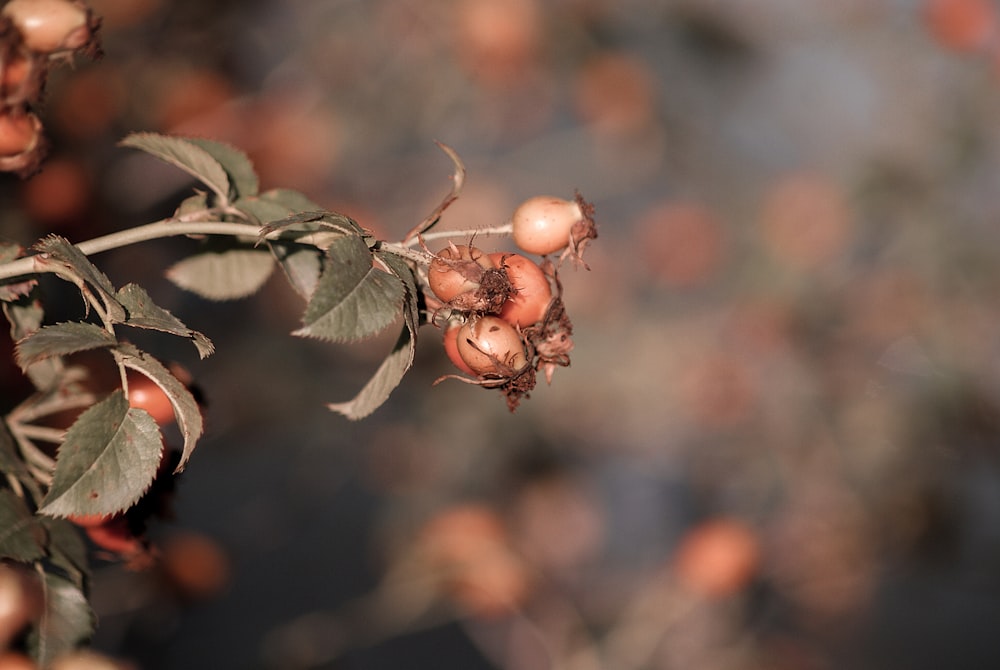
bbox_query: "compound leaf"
[328,325,414,420]
[117,346,203,472]
[32,236,125,323]
[14,322,116,371]
[271,242,323,300]
[329,251,421,420]
[40,391,163,519]
[166,242,275,301]
[295,234,404,343]
[187,137,259,199]
[29,571,95,668]
[39,518,89,588]
[120,133,231,205]
[116,283,214,358]
[0,489,46,562]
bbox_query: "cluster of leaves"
[0,132,431,660]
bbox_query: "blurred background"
[5,0,1000,668]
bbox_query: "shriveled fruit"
[0,652,38,670]
[1,52,34,99]
[126,371,174,427]
[0,108,39,157]
[428,244,495,303]
[490,252,552,327]
[443,321,477,376]
[2,0,92,54]
[456,316,528,376]
[511,195,582,255]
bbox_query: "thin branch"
[0,219,265,282]
[409,222,513,247]
[401,141,467,244]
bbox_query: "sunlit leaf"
[39,391,163,519]
[29,571,94,668]
[188,137,259,198]
[116,283,215,358]
[119,133,231,204]
[14,322,115,371]
[117,345,203,472]
[0,489,46,562]
[166,242,275,301]
[294,234,404,343]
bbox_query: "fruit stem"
[402,222,513,247]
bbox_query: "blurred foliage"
[5,0,1000,668]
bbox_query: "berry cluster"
[427,193,596,410]
[0,0,100,175]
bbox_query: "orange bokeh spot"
[924,0,997,53]
[758,172,853,271]
[672,517,760,599]
[635,201,727,287]
[419,503,531,617]
[20,157,92,228]
[452,0,543,89]
[574,51,658,137]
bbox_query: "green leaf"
[3,294,43,341]
[0,239,21,263]
[256,188,326,214]
[0,419,32,482]
[14,322,116,371]
[3,297,61,390]
[39,518,89,588]
[271,242,322,299]
[116,283,215,359]
[328,325,415,420]
[32,236,126,323]
[39,391,163,519]
[0,489,47,562]
[117,346,203,472]
[235,195,298,226]
[175,191,210,218]
[376,251,420,329]
[165,242,275,301]
[29,571,95,668]
[329,252,421,420]
[119,132,231,205]
[188,137,259,198]
[0,241,36,302]
[295,235,405,343]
